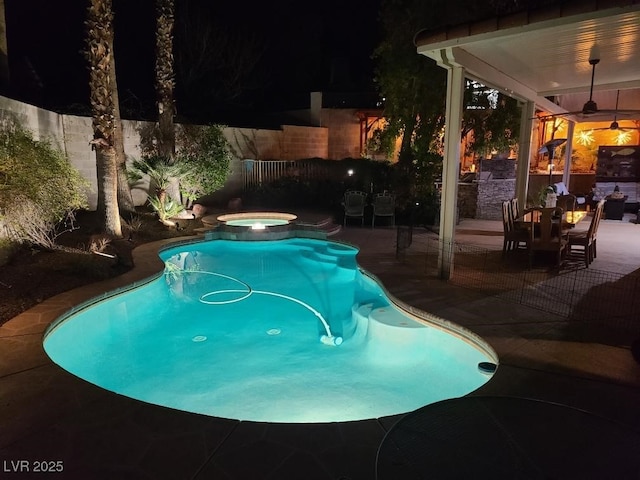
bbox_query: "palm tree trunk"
[155,0,176,163]
[86,0,122,238]
[95,144,121,236]
[110,36,135,214]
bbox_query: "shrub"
[136,122,232,209]
[176,124,232,206]
[127,156,186,225]
[0,121,89,248]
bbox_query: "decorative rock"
[192,203,208,218]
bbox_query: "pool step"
[363,306,429,365]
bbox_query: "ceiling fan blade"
[588,125,640,131]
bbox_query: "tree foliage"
[127,156,185,225]
[175,124,232,205]
[173,0,267,121]
[373,0,524,202]
[373,0,447,200]
[135,122,231,212]
[155,0,176,162]
[463,81,521,156]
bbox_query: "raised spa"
[44,237,497,423]
[217,212,297,230]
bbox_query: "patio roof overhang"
[413,1,640,279]
[415,1,640,120]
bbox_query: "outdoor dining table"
[516,209,587,229]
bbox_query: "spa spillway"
[217,212,297,230]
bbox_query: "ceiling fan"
[591,91,640,131]
[536,56,640,121]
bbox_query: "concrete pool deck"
[1,210,639,479]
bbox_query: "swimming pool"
[44,237,497,423]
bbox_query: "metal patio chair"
[342,190,367,226]
[371,192,395,228]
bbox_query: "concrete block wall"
[226,127,283,160]
[61,114,97,207]
[0,96,65,150]
[121,120,150,206]
[282,125,328,160]
[321,109,361,160]
[0,95,377,210]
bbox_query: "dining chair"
[501,200,528,255]
[342,190,367,226]
[371,192,395,228]
[567,200,603,267]
[528,206,569,269]
[509,197,520,224]
[588,199,605,262]
[557,193,577,213]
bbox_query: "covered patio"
[414,0,640,278]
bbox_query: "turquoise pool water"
[44,238,497,423]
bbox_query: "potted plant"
[538,185,557,207]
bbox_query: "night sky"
[4,0,381,122]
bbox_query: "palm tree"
[155,0,176,163]
[110,34,135,214]
[85,0,122,237]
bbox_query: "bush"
[0,120,89,248]
[136,122,232,209]
[176,124,232,205]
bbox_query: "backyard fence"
[241,159,334,189]
[402,234,640,335]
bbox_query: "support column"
[437,55,465,279]
[562,121,575,187]
[515,101,535,209]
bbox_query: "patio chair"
[557,193,577,213]
[342,190,367,226]
[554,182,587,210]
[371,192,395,228]
[509,197,520,224]
[501,200,528,255]
[528,206,569,269]
[568,199,605,266]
